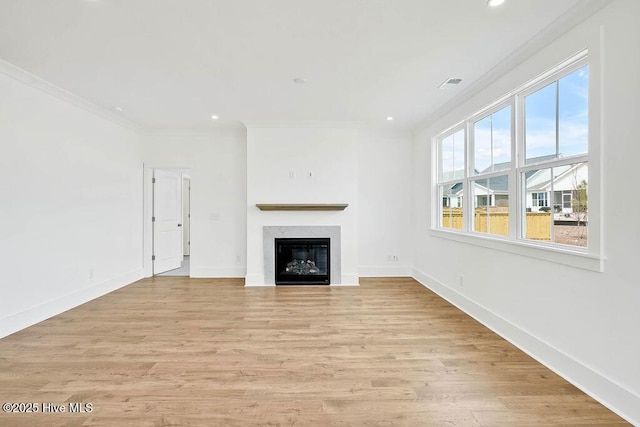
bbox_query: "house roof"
[447,155,585,197]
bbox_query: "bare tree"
[572,177,588,242]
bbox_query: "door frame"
[142,164,192,277]
[182,175,191,256]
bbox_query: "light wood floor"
[0,277,627,426]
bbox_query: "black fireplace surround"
[275,238,330,285]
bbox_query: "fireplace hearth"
[275,238,330,285]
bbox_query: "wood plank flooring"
[0,277,628,426]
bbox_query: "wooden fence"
[442,209,551,240]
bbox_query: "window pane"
[440,134,454,181]
[492,106,511,167]
[441,182,463,230]
[559,66,588,157]
[474,117,491,173]
[552,163,588,247]
[525,82,557,163]
[524,168,553,241]
[473,105,511,175]
[440,129,465,181]
[523,163,588,247]
[452,129,465,180]
[473,176,509,236]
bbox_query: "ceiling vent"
[438,78,463,89]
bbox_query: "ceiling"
[0,0,606,131]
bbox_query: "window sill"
[430,228,604,272]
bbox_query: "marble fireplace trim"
[263,226,341,285]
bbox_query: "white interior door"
[153,170,183,274]
[182,177,190,256]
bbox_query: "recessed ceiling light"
[112,106,124,112]
[211,114,219,120]
[386,117,394,121]
[293,78,307,84]
[487,0,505,7]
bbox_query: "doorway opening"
[151,168,191,277]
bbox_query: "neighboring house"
[525,162,588,222]
[471,174,510,209]
[442,158,588,222]
[442,182,463,209]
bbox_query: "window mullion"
[464,123,472,232]
[512,95,521,240]
[555,81,560,158]
[550,171,555,243]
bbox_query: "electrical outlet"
[289,171,296,179]
[459,274,464,287]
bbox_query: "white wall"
[0,69,143,338]
[144,125,414,284]
[245,124,359,285]
[358,128,413,276]
[412,0,640,423]
[141,130,247,277]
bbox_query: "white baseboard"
[0,268,143,339]
[359,265,413,277]
[412,267,640,426]
[340,274,360,286]
[243,273,266,286]
[190,266,245,278]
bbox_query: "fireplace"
[275,238,330,285]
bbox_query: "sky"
[525,65,589,160]
[440,65,588,181]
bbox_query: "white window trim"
[431,49,603,272]
[431,227,604,272]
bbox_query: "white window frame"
[437,126,466,230]
[432,49,602,272]
[468,100,515,238]
[532,192,548,207]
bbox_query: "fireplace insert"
[275,238,330,285]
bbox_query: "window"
[438,129,465,230]
[470,104,512,237]
[435,53,590,251]
[439,129,465,182]
[531,192,548,208]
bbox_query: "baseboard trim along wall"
[412,268,640,426]
[0,269,144,340]
[189,267,246,278]
[340,274,360,286]
[359,266,413,277]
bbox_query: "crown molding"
[0,58,146,133]
[413,0,616,135]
